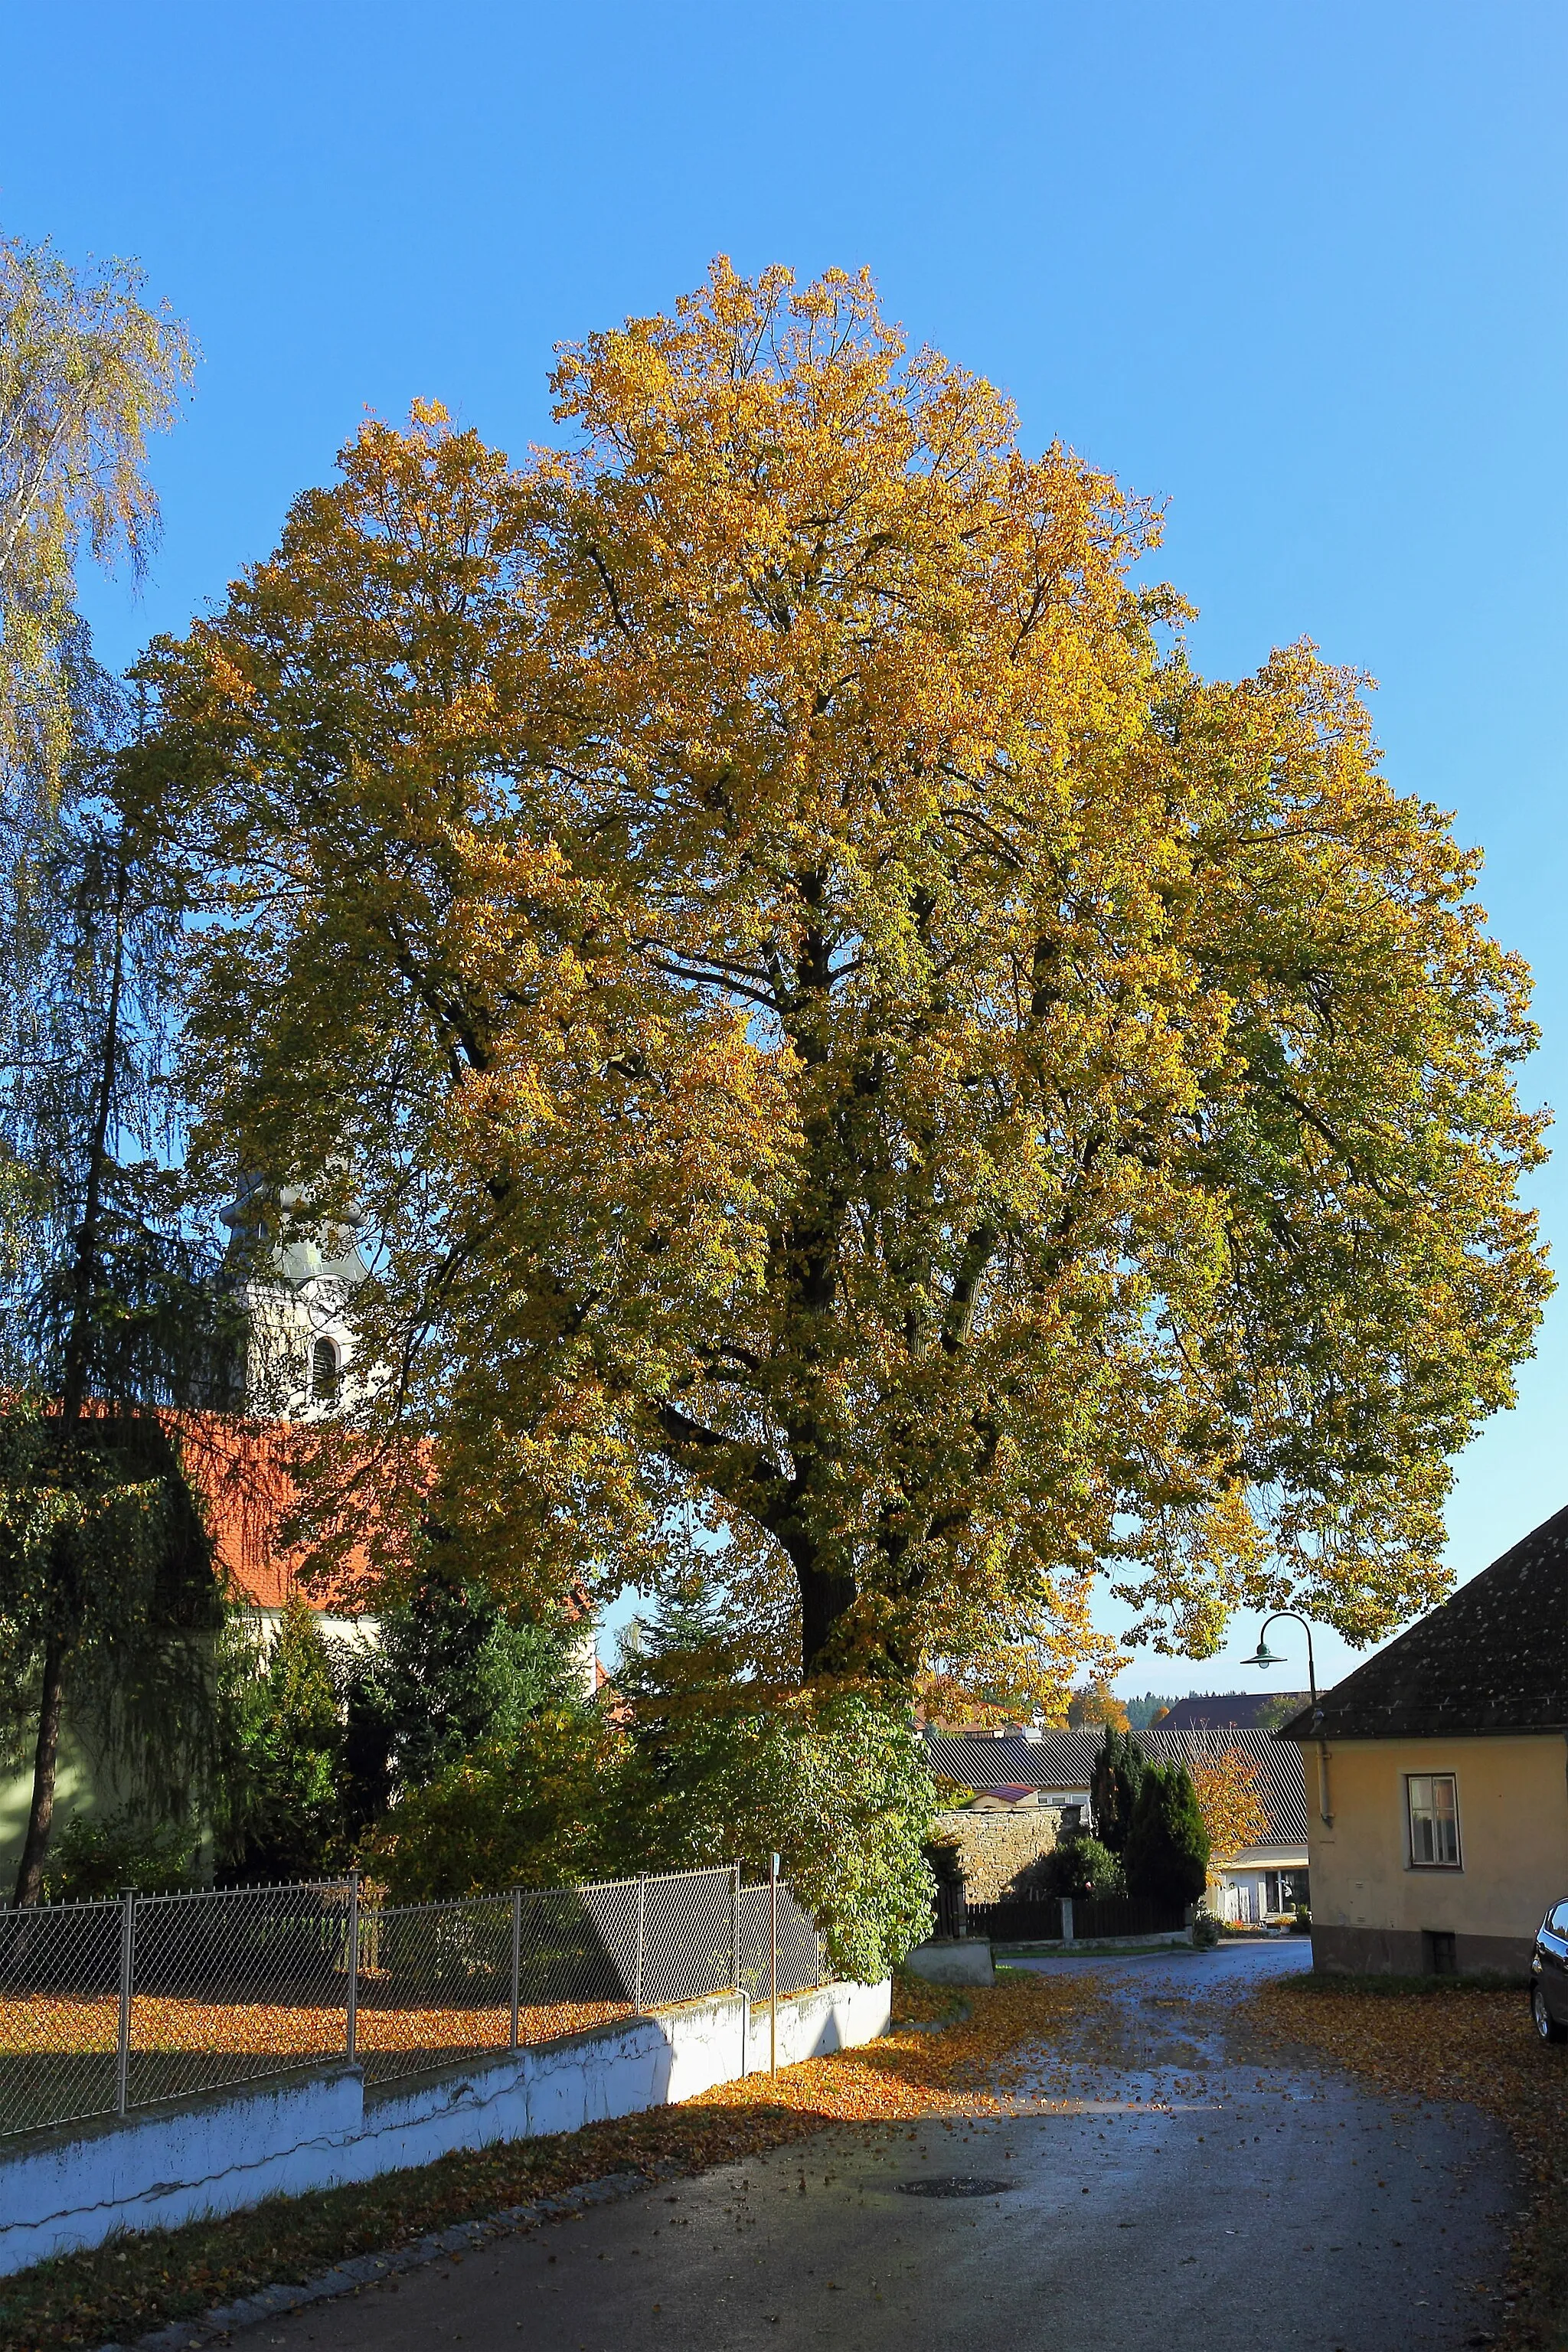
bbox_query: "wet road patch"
[895,2176,1017,2198]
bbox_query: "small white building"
[1210,1847,1309,1925]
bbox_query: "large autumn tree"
[135,262,1549,1694]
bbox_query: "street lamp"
[1245,1610,1332,1826]
[1244,1611,1320,1719]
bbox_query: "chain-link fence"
[0,1865,828,2141]
[737,1879,827,2007]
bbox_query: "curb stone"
[94,2167,658,2351]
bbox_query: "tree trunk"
[798,1560,859,1679]
[59,852,127,1429]
[13,1633,68,1908]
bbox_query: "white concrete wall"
[0,1978,890,2278]
[0,2066,367,2278]
[743,1977,891,2074]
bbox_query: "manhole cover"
[897,2176,1016,2199]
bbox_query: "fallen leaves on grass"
[0,1994,634,2059]
[0,1969,1088,2352]
[1252,1975,1561,2350]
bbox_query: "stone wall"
[933,1805,1075,1901]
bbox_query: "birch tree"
[1,227,193,789]
[0,231,210,1906]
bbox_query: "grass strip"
[0,1968,1086,2351]
[1252,1969,1562,2350]
[994,1939,1201,1959]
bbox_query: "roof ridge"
[1276,1501,1568,1742]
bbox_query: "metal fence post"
[633,1875,646,2014]
[510,1887,523,2050]
[730,1864,746,2073]
[345,1873,361,2062]
[769,1853,779,2079]
[729,1862,740,1995]
[115,1888,136,2118]
[1061,1895,1075,1945]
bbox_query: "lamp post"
[1244,1612,1320,1717]
[1244,1611,1332,1826]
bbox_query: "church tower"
[214,1183,599,1697]
[218,1181,368,1421]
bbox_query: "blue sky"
[8,1,1565,1696]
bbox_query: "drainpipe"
[1301,1632,1331,1827]
[1315,1730,1333,1828]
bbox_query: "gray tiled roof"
[1278,1501,1568,1742]
[1158,1693,1309,1730]
[926,1729,1099,1792]
[1146,1726,1308,1844]
[924,1723,1307,1844]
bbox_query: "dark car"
[1530,1903,1568,2041]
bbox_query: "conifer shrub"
[361,1680,936,1985]
[1123,1761,1210,1910]
[359,1705,629,1900]
[1089,1726,1146,1854]
[214,1594,345,1883]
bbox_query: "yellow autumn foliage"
[1187,1749,1271,1865]
[134,260,1550,1693]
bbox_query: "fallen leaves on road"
[1251,1974,1562,2350]
[704,1966,1093,2122]
[0,1968,1088,2352]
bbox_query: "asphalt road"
[231,1942,1516,2352]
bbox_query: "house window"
[310,1336,340,1403]
[1406,1772,1461,1869]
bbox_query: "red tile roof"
[53,1403,588,1626]
[165,1410,407,1612]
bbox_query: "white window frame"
[1406,1772,1462,1870]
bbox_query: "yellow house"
[1280,1505,1568,1975]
